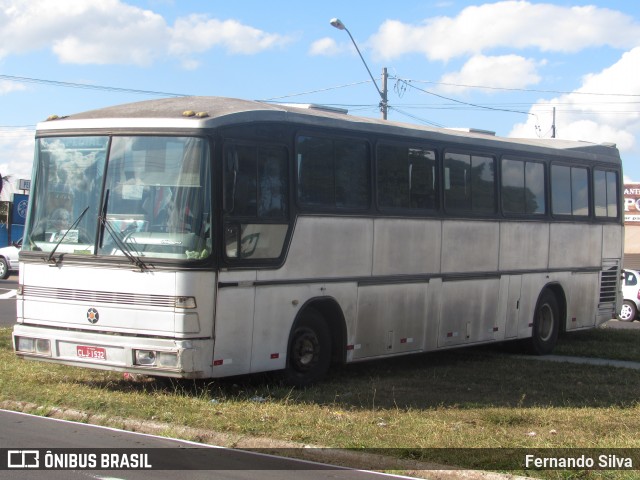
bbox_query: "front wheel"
[526,289,560,355]
[284,309,332,387]
[617,300,637,322]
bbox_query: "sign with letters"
[624,184,640,224]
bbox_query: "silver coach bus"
[13,96,623,385]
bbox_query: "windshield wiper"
[99,214,151,271]
[47,206,90,265]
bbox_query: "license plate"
[77,345,107,360]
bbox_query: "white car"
[0,239,21,280]
[618,269,640,322]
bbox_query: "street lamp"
[330,18,388,120]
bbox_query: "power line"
[405,78,640,97]
[0,74,187,97]
[395,77,537,118]
[262,80,373,101]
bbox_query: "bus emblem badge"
[87,308,100,324]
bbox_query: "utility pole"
[552,107,556,138]
[381,67,388,120]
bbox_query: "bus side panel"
[549,224,602,269]
[353,283,427,359]
[441,220,499,273]
[567,273,599,329]
[372,218,442,276]
[499,222,550,271]
[213,270,257,377]
[437,278,500,347]
[257,216,373,281]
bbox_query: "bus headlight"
[16,337,34,353]
[134,350,156,366]
[16,337,51,356]
[36,339,51,355]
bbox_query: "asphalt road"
[0,410,408,480]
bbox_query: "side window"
[223,142,289,260]
[297,135,370,210]
[594,169,619,219]
[444,152,496,213]
[377,144,437,210]
[625,271,637,286]
[551,165,589,217]
[501,158,545,214]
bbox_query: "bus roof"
[38,96,621,164]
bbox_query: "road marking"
[0,290,16,299]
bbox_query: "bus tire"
[526,289,560,355]
[284,308,332,387]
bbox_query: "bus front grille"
[21,286,176,308]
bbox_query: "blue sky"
[1,0,639,197]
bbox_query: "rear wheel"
[526,289,560,355]
[617,300,637,322]
[284,309,332,387]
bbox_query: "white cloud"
[438,54,542,93]
[169,14,292,57]
[509,47,640,163]
[369,1,640,62]
[0,80,26,95]
[0,0,291,66]
[0,127,35,185]
[308,37,342,57]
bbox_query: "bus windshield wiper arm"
[47,206,90,265]
[99,215,150,271]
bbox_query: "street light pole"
[330,18,388,120]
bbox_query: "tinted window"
[444,152,495,213]
[297,135,370,209]
[551,165,589,216]
[594,169,619,218]
[501,158,545,214]
[224,144,288,219]
[377,144,437,210]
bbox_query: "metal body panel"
[549,224,602,268]
[441,221,499,273]
[567,273,599,329]
[18,264,215,338]
[354,283,427,359]
[437,278,500,347]
[499,223,550,271]
[258,216,373,281]
[372,219,442,276]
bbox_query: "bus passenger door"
[213,270,256,377]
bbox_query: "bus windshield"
[24,135,212,262]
